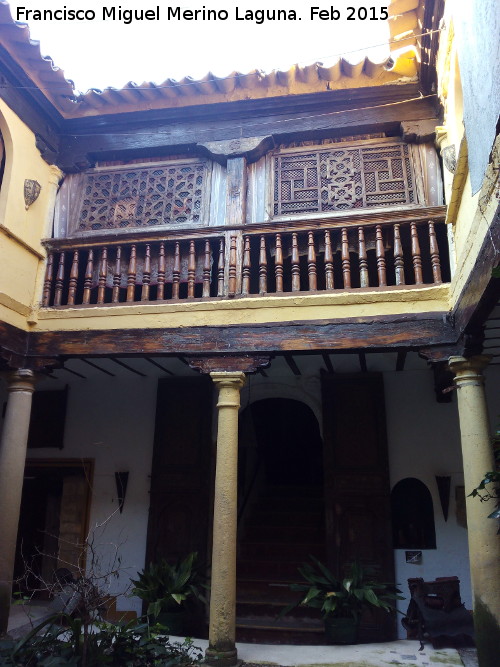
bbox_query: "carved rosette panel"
[76,160,209,231]
[273,141,416,216]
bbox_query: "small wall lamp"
[24,179,41,210]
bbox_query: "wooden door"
[321,372,395,640]
[146,377,213,566]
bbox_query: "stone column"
[449,355,500,666]
[0,369,36,635]
[205,372,245,667]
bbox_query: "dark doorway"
[236,398,326,643]
[14,460,93,597]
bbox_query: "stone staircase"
[236,484,327,644]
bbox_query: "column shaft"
[449,356,500,667]
[0,370,36,635]
[205,372,245,667]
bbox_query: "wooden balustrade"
[41,218,449,307]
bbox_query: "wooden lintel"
[188,355,271,374]
[284,353,301,376]
[396,350,407,372]
[56,96,437,171]
[27,312,455,359]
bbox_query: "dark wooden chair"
[401,576,475,649]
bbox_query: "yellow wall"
[436,4,499,312]
[0,99,61,329]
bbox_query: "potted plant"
[131,551,206,635]
[285,557,403,644]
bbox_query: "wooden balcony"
[41,208,449,308]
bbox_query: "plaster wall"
[0,99,61,328]
[1,359,499,625]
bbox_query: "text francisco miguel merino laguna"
[15,5,389,25]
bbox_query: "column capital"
[210,371,246,392]
[4,368,37,393]
[449,355,491,385]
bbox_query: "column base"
[204,646,240,667]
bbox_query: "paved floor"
[8,607,475,667]
[169,636,471,667]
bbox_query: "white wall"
[1,356,499,623]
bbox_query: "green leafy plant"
[131,553,206,619]
[469,421,500,522]
[285,557,403,623]
[0,614,203,666]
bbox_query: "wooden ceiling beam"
[110,358,147,377]
[80,358,116,377]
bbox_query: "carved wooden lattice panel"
[273,141,416,216]
[77,160,209,231]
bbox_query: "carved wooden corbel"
[188,354,271,374]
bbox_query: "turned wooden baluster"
[43,252,54,307]
[157,243,165,300]
[242,235,251,295]
[375,225,387,287]
[82,250,93,305]
[394,224,405,286]
[324,230,334,290]
[67,251,79,306]
[341,228,351,288]
[187,240,196,298]
[411,222,423,284]
[172,241,181,299]
[112,246,122,303]
[291,232,300,291]
[54,252,65,306]
[202,240,211,298]
[307,231,317,291]
[126,245,137,302]
[259,236,267,295]
[358,227,369,288]
[428,221,442,284]
[217,238,225,297]
[275,233,284,293]
[141,244,151,301]
[228,235,237,297]
[97,247,108,304]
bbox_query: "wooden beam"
[57,95,438,171]
[59,366,87,379]
[359,352,368,373]
[110,358,147,377]
[284,353,301,376]
[452,204,500,336]
[80,358,116,377]
[144,357,174,375]
[27,312,456,359]
[322,353,335,374]
[396,350,407,372]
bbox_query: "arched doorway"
[236,398,325,643]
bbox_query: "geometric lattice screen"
[76,160,209,231]
[273,141,416,216]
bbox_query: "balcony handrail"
[43,205,447,252]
